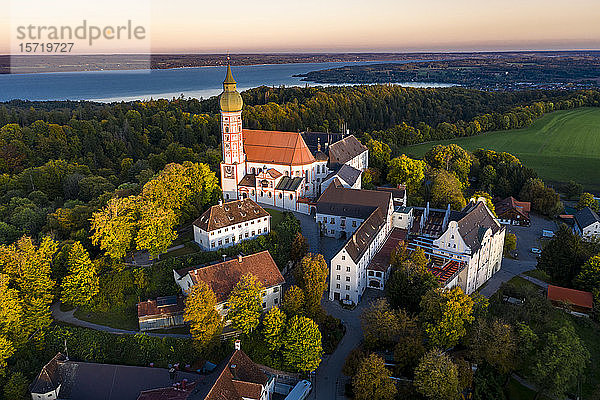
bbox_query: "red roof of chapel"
[242,129,315,166]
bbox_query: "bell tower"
[219,61,246,201]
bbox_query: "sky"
[2,0,600,53]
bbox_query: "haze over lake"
[0,61,453,102]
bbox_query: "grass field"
[401,107,600,192]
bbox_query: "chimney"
[235,339,241,350]
[237,254,243,263]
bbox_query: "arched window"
[278,193,283,199]
[260,191,263,197]
[268,192,272,198]
[225,126,229,133]
[251,167,255,174]
[290,194,294,200]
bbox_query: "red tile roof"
[176,251,285,303]
[547,285,593,310]
[427,260,466,285]
[367,228,407,272]
[243,129,315,166]
[494,196,530,219]
[193,199,269,232]
[137,297,184,319]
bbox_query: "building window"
[336,265,341,270]
[346,276,350,282]
[341,255,345,260]
[211,242,215,248]
[273,287,279,293]
[323,217,327,223]
[336,275,340,280]
[346,266,351,272]
[245,232,249,238]
[218,240,222,246]
[331,218,335,224]
[352,221,357,227]
[279,193,283,199]
[225,238,229,244]
[252,231,255,236]
[368,271,374,276]
[290,194,293,200]
[336,283,340,289]
[268,192,272,198]
[345,285,350,291]
[376,272,382,277]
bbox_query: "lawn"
[265,207,285,227]
[400,107,600,192]
[523,269,551,283]
[74,307,140,331]
[506,276,542,292]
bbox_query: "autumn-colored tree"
[410,247,428,270]
[0,236,57,340]
[282,315,322,372]
[0,274,23,340]
[425,144,472,186]
[353,353,397,400]
[414,349,460,400]
[574,254,600,292]
[472,191,496,216]
[135,204,177,258]
[342,347,367,376]
[420,287,474,349]
[183,281,222,347]
[2,371,30,400]
[393,309,425,373]
[61,241,100,308]
[290,232,309,263]
[503,233,517,256]
[0,335,15,377]
[387,154,426,193]
[295,254,328,318]
[262,306,286,351]
[467,318,517,375]
[90,196,138,259]
[228,274,263,334]
[282,285,305,316]
[360,299,401,349]
[430,169,466,210]
[366,139,391,173]
[577,192,599,211]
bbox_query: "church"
[218,64,368,213]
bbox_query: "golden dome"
[219,64,243,112]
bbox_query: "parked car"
[531,247,542,254]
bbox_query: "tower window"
[225,126,229,133]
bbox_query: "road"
[311,290,381,400]
[479,213,557,297]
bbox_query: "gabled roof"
[494,196,531,219]
[316,183,392,220]
[193,199,269,232]
[328,135,367,167]
[137,296,184,319]
[574,206,600,229]
[243,129,315,166]
[455,201,501,251]
[238,174,256,187]
[367,228,407,272]
[32,354,200,400]
[137,350,268,400]
[175,251,285,303]
[344,208,387,263]
[187,350,268,400]
[275,176,303,191]
[547,285,593,310]
[324,164,361,187]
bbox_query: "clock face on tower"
[224,166,234,179]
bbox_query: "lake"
[0,61,454,102]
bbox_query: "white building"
[173,251,285,322]
[193,198,271,251]
[218,64,368,213]
[320,164,362,193]
[573,206,600,241]
[395,199,505,295]
[316,182,394,304]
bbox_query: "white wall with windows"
[194,216,270,251]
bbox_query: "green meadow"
[401,107,600,192]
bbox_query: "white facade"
[194,215,270,251]
[316,213,364,239]
[391,207,413,230]
[574,221,600,241]
[31,387,60,400]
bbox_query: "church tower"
[219,62,246,201]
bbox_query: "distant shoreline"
[4,50,598,74]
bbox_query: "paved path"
[312,290,381,400]
[518,274,549,289]
[51,303,191,339]
[479,258,537,298]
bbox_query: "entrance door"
[333,292,340,301]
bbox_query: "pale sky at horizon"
[1,0,600,53]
